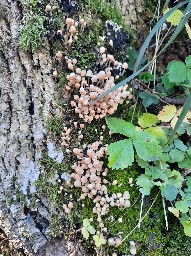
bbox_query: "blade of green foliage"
[106,117,136,137]
[138,113,158,128]
[107,139,134,170]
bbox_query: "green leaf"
[139,91,159,108]
[187,147,191,156]
[186,68,191,82]
[168,61,187,83]
[133,134,162,161]
[136,174,154,195]
[82,227,89,239]
[181,220,191,237]
[106,117,136,137]
[175,200,189,213]
[107,139,134,170]
[139,72,154,83]
[163,184,179,201]
[169,148,185,162]
[86,225,96,235]
[174,139,188,151]
[136,156,150,168]
[138,113,158,128]
[162,73,176,89]
[185,56,191,68]
[145,127,168,146]
[178,157,191,168]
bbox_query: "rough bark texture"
[115,0,144,30]
[0,0,143,255]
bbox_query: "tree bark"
[0,0,145,255]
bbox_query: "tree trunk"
[0,0,145,255]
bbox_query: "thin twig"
[138,194,144,228]
[162,197,169,231]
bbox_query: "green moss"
[19,14,46,52]
[46,115,64,137]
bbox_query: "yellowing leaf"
[170,115,178,128]
[168,207,180,218]
[164,8,183,26]
[185,23,191,39]
[157,105,176,122]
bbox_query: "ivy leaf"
[167,61,187,83]
[107,139,134,170]
[175,200,189,214]
[138,91,159,108]
[145,127,168,146]
[181,220,191,237]
[185,56,191,68]
[174,139,188,152]
[168,207,180,218]
[82,227,89,239]
[157,104,176,122]
[106,117,136,137]
[162,184,178,201]
[138,113,158,128]
[169,148,185,162]
[133,133,162,161]
[136,174,154,195]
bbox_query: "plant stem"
[121,192,159,243]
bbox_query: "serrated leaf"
[139,91,159,108]
[157,105,176,122]
[168,207,180,218]
[164,8,183,26]
[181,220,191,237]
[185,56,191,68]
[163,184,179,201]
[138,113,158,128]
[168,61,187,83]
[135,156,150,168]
[107,139,134,170]
[174,139,188,152]
[169,148,185,162]
[106,117,136,137]
[145,127,168,146]
[86,225,96,235]
[133,137,162,161]
[82,227,89,239]
[175,200,189,213]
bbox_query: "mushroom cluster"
[61,126,71,147]
[68,141,131,229]
[55,17,86,46]
[65,47,132,122]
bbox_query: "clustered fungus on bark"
[50,14,133,250]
